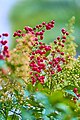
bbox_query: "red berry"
[62,39,66,43]
[66,32,69,36]
[2,33,8,37]
[77,94,80,98]
[49,61,52,65]
[39,31,43,35]
[57,36,60,40]
[36,25,39,29]
[39,24,42,27]
[39,42,42,45]
[34,37,38,41]
[57,49,60,52]
[51,20,55,24]
[4,40,7,44]
[51,71,55,74]
[61,58,65,62]
[61,28,65,31]
[58,42,61,46]
[62,36,66,39]
[17,30,22,33]
[46,24,51,30]
[0,54,4,60]
[13,32,18,37]
[42,22,46,25]
[40,35,43,40]
[17,33,21,37]
[35,74,39,77]
[4,46,8,51]
[61,44,64,47]
[42,30,45,32]
[33,27,36,30]
[57,67,62,72]
[57,64,60,68]
[61,52,64,55]
[6,54,10,57]
[73,88,78,93]
[54,40,57,44]
[61,28,66,34]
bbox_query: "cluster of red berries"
[54,28,69,48]
[13,20,69,85]
[30,42,52,84]
[13,20,55,41]
[0,33,9,60]
[73,88,80,103]
[48,28,69,75]
[13,20,55,84]
[29,25,69,85]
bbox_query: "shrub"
[0,17,80,120]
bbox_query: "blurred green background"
[9,0,80,56]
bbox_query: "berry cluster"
[29,25,69,85]
[30,43,51,84]
[47,28,69,75]
[0,33,9,60]
[73,88,80,103]
[13,20,55,41]
[13,20,69,85]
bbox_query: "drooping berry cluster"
[73,88,80,103]
[0,33,9,60]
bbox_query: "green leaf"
[27,83,34,92]
[42,107,54,116]
[7,115,19,120]
[0,114,5,120]
[55,103,71,114]
[24,90,30,97]
[42,115,50,120]
[48,91,64,105]
[17,79,26,85]
[65,90,78,99]
[35,92,50,106]
[21,107,35,120]
[0,60,5,68]
[45,50,50,57]
[14,89,19,95]
[35,83,43,91]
